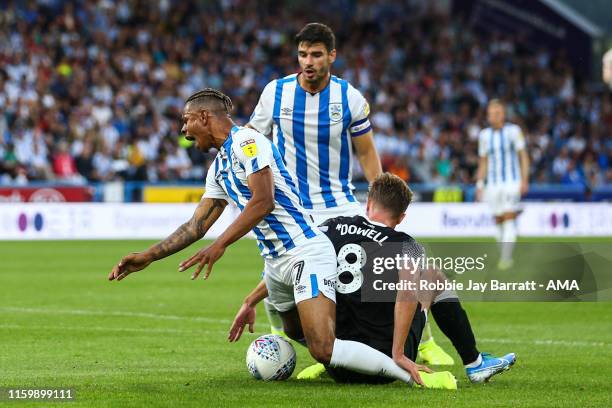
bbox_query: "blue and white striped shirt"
[478,123,526,186]
[203,126,319,258]
[249,74,372,210]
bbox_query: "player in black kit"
[318,213,429,384]
[229,173,516,385]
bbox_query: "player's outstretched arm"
[353,131,383,183]
[179,167,275,280]
[108,197,227,281]
[228,280,269,342]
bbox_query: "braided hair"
[185,88,233,114]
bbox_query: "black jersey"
[320,215,425,356]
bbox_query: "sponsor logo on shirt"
[363,102,370,117]
[323,278,336,289]
[240,139,258,157]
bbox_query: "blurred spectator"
[1,143,28,185]
[561,160,585,186]
[75,139,95,181]
[52,140,85,184]
[92,143,115,182]
[553,148,571,181]
[165,141,192,180]
[0,0,610,188]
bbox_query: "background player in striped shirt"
[248,22,454,371]
[475,100,530,269]
[109,88,431,387]
[248,23,380,219]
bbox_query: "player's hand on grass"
[178,241,226,280]
[393,354,432,386]
[108,252,152,281]
[228,302,256,342]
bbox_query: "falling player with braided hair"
[109,89,452,389]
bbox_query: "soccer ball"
[246,334,296,380]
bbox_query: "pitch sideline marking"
[0,323,228,335]
[479,337,610,348]
[0,306,229,324]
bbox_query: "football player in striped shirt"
[249,22,454,370]
[109,89,433,387]
[475,99,529,269]
[248,23,380,220]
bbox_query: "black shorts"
[326,306,426,384]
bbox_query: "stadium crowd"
[1,0,611,189]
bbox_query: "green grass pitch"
[1,239,611,407]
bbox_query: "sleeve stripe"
[251,157,259,172]
[350,125,372,137]
[351,117,369,127]
[350,118,371,133]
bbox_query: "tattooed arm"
[147,198,227,261]
[108,198,227,281]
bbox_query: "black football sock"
[430,299,480,365]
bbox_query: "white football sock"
[501,219,517,261]
[465,353,483,368]
[420,320,434,343]
[263,298,284,333]
[329,338,412,384]
[495,222,504,242]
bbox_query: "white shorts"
[308,202,365,226]
[263,234,337,312]
[484,184,521,216]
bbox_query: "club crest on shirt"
[240,139,257,157]
[329,103,343,123]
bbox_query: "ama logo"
[17,213,44,232]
